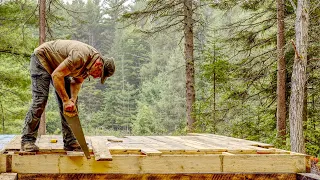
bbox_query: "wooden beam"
[90,137,112,161]
[297,173,320,180]
[3,136,21,151]
[0,173,17,180]
[66,151,84,157]
[11,154,221,174]
[107,137,123,142]
[18,173,297,180]
[0,154,5,172]
[6,154,12,172]
[223,154,307,173]
[140,148,162,156]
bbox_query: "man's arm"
[70,77,84,103]
[52,62,77,115]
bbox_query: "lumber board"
[140,148,162,156]
[8,153,307,174]
[108,143,145,154]
[37,135,93,153]
[223,154,307,173]
[3,136,21,151]
[166,136,227,153]
[189,133,274,148]
[0,135,15,153]
[124,136,168,150]
[107,136,123,142]
[184,136,249,149]
[18,173,297,180]
[147,136,198,153]
[297,173,320,180]
[66,151,84,157]
[0,173,17,180]
[90,136,112,161]
[0,153,6,172]
[11,154,221,174]
[186,135,274,154]
[37,135,64,152]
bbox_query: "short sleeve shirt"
[34,40,101,78]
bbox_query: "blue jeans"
[21,54,77,145]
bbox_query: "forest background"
[0,0,319,156]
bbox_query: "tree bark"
[38,0,46,135]
[1,102,4,134]
[289,0,309,153]
[39,0,46,45]
[184,0,195,132]
[276,0,286,142]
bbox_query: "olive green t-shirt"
[34,39,101,78]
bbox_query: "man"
[21,39,115,152]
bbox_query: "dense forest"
[0,0,319,156]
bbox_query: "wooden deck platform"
[0,134,310,179]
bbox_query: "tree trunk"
[39,0,46,45]
[276,0,286,142]
[289,0,309,153]
[213,39,216,133]
[38,0,46,136]
[1,102,4,134]
[184,0,195,132]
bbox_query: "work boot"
[64,141,81,151]
[21,142,39,152]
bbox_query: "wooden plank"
[37,135,93,153]
[37,135,63,152]
[0,173,17,180]
[147,136,198,153]
[133,137,180,153]
[11,154,221,174]
[125,136,166,144]
[66,151,84,157]
[140,148,162,156]
[6,154,12,172]
[18,173,297,180]
[184,136,251,150]
[186,135,272,154]
[189,133,274,148]
[107,137,123,142]
[269,148,291,154]
[0,153,6,173]
[90,136,112,161]
[8,152,308,174]
[167,136,227,153]
[108,139,182,154]
[3,136,21,151]
[223,154,307,173]
[107,142,144,154]
[17,151,36,155]
[297,173,320,180]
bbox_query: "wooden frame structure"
[0,134,311,179]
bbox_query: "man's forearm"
[52,74,70,103]
[70,77,84,102]
[70,79,82,102]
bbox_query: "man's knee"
[31,96,48,118]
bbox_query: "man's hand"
[63,99,77,117]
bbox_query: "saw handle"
[63,99,78,117]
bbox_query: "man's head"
[89,57,115,84]
[100,57,115,84]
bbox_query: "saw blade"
[63,114,91,159]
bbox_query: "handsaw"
[63,114,91,159]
